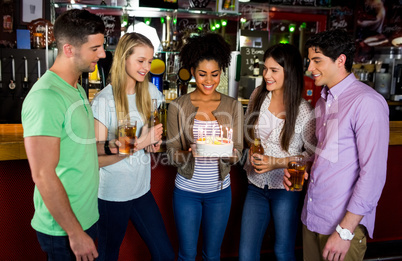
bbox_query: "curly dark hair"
[179,33,231,71]
[305,29,356,72]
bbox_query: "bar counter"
[1,122,402,161]
[1,123,402,260]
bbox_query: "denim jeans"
[97,191,175,261]
[239,184,301,261]
[173,186,232,261]
[36,222,98,261]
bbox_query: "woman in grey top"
[166,33,243,261]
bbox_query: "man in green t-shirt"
[21,9,105,261]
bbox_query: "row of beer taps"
[0,55,43,96]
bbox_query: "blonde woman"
[91,32,175,261]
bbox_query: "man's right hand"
[283,168,292,191]
[283,169,309,191]
[69,230,98,261]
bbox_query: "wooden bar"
[390,121,402,146]
[1,122,401,161]
[0,124,26,161]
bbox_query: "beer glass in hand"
[149,99,160,128]
[250,137,264,171]
[287,156,306,191]
[118,119,137,155]
[159,95,167,139]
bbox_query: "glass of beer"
[118,119,137,155]
[250,126,264,171]
[287,156,306,191]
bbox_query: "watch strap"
[104,140,114,155]
[336,224,355,240]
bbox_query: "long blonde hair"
[110,32,154,125]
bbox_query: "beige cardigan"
[166,93,244,180]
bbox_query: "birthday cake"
[196,137,233,157]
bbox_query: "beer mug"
[287,156,306,191]
[118,119,137,155]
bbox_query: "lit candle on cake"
[199,128,203,141]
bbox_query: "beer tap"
[22,56,29,90]
[9,55,16,91]
[36,57,41,81]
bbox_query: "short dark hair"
[305,29,356,72]
[179,33,231,71]
[54,9,105,50]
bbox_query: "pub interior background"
[0,0,402,260]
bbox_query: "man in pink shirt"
[285,29,389,261]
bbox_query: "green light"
[144,18,151,26]
[121,13,128,27]
[211,26,216,31]
[222,20,227,27]
[300,22,306,29]
[173,18,177,25]
[166,16,171,21]
[289,24,296,33]
[280,39,289,44]
[215,23,221,29]
[160,17,165,24]
[240,18,247,23]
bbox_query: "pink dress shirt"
[301,73,389,238]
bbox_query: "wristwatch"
[336,225,355,240]
[104,140,113,155]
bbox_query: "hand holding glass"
[287,156,306,191]
[250,138,264,171]
[118,120,137,155]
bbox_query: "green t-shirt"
[21,70,99,236]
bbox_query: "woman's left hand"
[145,140,162,153]
[250,153,278,174]
[221,148,238,164]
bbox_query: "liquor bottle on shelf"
[253,55,260,77]
[177,67,191,97]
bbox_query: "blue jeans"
[239,184,301,261]
[36,222,98,261]
[97,191,175,261]
[173,186,232,261]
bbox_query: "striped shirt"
[175,119,230,193]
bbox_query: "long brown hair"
[246,44,304,152]
[109,32,154,125]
